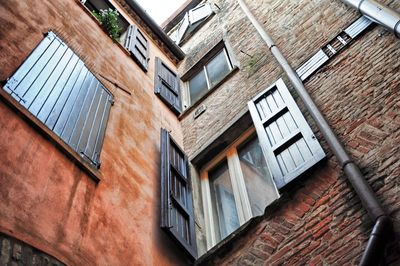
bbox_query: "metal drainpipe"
[341,0,400,38]
[236,0,392,265]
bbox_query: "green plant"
[92,8,122,41]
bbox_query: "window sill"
[75,0,147,73]
[195,196,285,265]
[179,66,239,120]
[0,88,102,183]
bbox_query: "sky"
[135,0,187,25]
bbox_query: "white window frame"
[186,47,233,106]
[200,128,280,249]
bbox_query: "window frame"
[187,47,233,106]
[200,128,280,249]
[181,40,239,110]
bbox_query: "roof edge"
[161,0,203,33]
[125,0,185,60]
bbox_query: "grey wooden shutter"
[160,129,197,260]
[124,25,149,71]
[154,57,182,115]
[3,32,113,168]
[248,78,325,189]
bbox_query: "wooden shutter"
[3,32,113,168]
[188,3,213,25]
[124,25,149,71]
[160,129,197,260]
[248,79,325,189]
[154,57,182,115]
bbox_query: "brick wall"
[176,0,400,263]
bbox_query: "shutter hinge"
[80,151,101,169]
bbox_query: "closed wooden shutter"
[124,25,149,71]
[160,129,197,260]
[248,79,325,188]
[4,32,113,168]
[154,57,182,115]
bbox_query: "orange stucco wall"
[0,0,187,265]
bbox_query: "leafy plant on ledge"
[92,8,122,41]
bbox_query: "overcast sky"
[135,0,187,25]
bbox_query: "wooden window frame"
[181,40,239,109]
[200,128,280,250]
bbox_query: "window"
[82,0,150,71]
[198,78,325,250]
[187,47,233,105]
[172,3,213,44]
[160,129,197,260]
[201,130,280,248]
[81,0,130,46]
[3,32,113,168]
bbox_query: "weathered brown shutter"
[3,32,113,168]
[160,129,197,260]
[248,78,325,188]
[124,25,149,71]
[154,57,182,114]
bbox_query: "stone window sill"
[0,88,102,183]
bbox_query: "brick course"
[176,0,400,263]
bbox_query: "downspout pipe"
[341,0,400,38]
[237,0,392,265]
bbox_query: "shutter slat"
[92,93,113,166]
[53,65,88,135]
[154,58,182,115]
[29,48,75,116]
[38,54,81,123]
[75,80,103,156]
[83,88,108,161]
[68,74,99,149]
[248,79,325,188]
[3,32,112,168]
[60,71,94,142]
[5,33,55,93]
[160,129,197,260]
[18,41,65,106]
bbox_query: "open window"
[81,0,130,46]
[172,3,213,45]
[195,78,325,251]
[81,0,150,71]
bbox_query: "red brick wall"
[176,0,400,264]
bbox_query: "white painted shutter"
[248,79,325,188]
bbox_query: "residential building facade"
[0,0,399,265]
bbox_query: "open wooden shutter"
[124,25,149,71]
[248,79,325,189]
[188,3,213,25]
[160,129,197,260]
[154,57,182,115]
[3,32,113,168]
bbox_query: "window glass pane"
[238,135,278,217]
[209,161,240,242]
[189,69,208,104]
[206,49,231,88]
